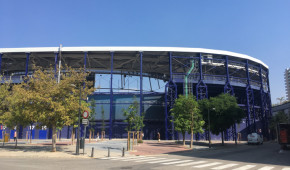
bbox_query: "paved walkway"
[0,139,247,159]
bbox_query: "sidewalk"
[0,139,124,159]
[0,139,247,159]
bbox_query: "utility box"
[4,133,9,142]
[277,123,290,146]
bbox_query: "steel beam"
[109,52,114,140]
[196,53,208,100]
[54,53,58,78]
[224,56,235,141]
[0,53,2,73]
[140,52,143,116]
[84,52,87,71]
[245,60,256,133]
[164,52,177,140]
[25,53,30,76]
[224,56,234,95]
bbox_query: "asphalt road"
[0,142,289,170]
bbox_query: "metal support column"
[245,60,256,133]
[266,70,272,139]
[25,53,30,76]
[224,56,234,95]
[0,53,2,73]
[54,53,58,78]
[84,52,87,71]
[109,52,114,140]
[259,65,268,138]
[196,53,208,100]
[224,56,235,141]
[140,52,143,116]
[165,52,177,140]
[196,53,208,141]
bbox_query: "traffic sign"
[82,119,89,125]
[82,111,89,119]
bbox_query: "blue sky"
[0,0,290,103]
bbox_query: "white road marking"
[148,159,179,164]
[282,168,290,170]
[100,157,118,160]
[232,165,256,170]
[257,167,274,170]
[135,157,166,162]
[110,157,131,160]
[122,156,154,161]
[211,163,238,169]
[162,160,192,165]
[175,161,207,166]
[193,162,222,168]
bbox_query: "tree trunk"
[190,130,193,149]
[182,132,185,145]
[52,125,57,152]
[15,137,18,149]
[30,124,33,144]
[221,132,224,146]
[71,128,75,145]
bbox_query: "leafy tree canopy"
[200,93,244,135]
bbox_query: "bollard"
[108,147,110,157]
[122,147,125,157]
[91,147,94,158]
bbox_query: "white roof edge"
[0,46,268,68]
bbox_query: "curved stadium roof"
[0,46,268,69]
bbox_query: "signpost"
[82,111,90,155]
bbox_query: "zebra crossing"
[99,156,290,170]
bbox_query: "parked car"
[247,132,263,145]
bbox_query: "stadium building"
[0,46,272,141]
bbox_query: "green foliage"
[269,111,289,130]
[0,66,95,151]
[123,99,145,132]
[199,93,244,135]
[89,99,96,121]
[171,95,204,137]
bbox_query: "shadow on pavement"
[165,141,290,167]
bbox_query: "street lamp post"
[76,85,81,155]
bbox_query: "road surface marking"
[232,165,256,170]
[193,162,222,168]
[211,163,239,169]
[257,167,274,170]
[122,156,154,161]
[162,160,192,165]
[148,159,179,163]
[100,157,118,160]
[110,157,131,160]
[135,157,166,162]
[175,161,207,166]
[282,168,290,170]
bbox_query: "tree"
[123,99,145,132]
[202,93,244,145]
[1,67,94,152]
[89,99,97,139]
[276,97,285,104]
[269,111,289,139]
[123,100,139,131]
[171,95,204,147]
